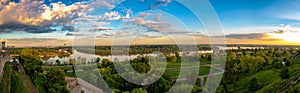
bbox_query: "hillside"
[0,62,38,93]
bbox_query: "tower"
[0,39,5,50]
[1,41,5,49]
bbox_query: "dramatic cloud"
[127,13,177,33]
[0,0,92,33]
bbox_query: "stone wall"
[0,51,10,81]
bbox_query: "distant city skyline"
[0,0,300,47]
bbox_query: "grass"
[228,70,280,93]
[287,81,300,92]
[11,71,27,93]
[31,73,47,93]
[257,78,290,93]
[42,65,73,71]
[42,65,77,77]
[0,62,38,93]
[64,72,77,77]
[0,62,12,93]
[165,66,212,79]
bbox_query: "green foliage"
[0,63,12,93]
[56,59,61,66]
[20,48,40,59]
[167,56,177,63]
[45,68,70,93]
[170,84,193,93]
[19,49,43,75]
[248,77,260,92]
[96,57,101,63]
[96,57,175,93]
[11,71,27,93]
[31,68,69,93]
[175,51,180,58]
[130,56,151,73]
[148,76,172,93]
[131,88,147,93]
[287,82,300,93]
[280,67,290,79]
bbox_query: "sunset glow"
[268,31,300,43]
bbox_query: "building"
[0,39,5,50]
[1,41,5,49]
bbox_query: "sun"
[268,31,300,43]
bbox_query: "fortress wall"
[0,51,10,82]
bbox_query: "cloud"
[103,11,130,21]
[94,0,125,9]
[222,33,266,39]
[94,27,114,31]
[95,31,130,38]
[6,37,71,47]
[65,32,88,36]
[143,33,161,38]
[150,0,172,9]
[127,13,177,33]
[215,29,300,43]
[0,0,92,33]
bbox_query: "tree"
[148,76,172,93]
[56,59,61,66]
[131,88,147,93]
[96,57,101,63]
[283,58,290,66]
[170,84,193,93]
[248,77,260,92]
[175,51,180,58]
[19,49,43,75]
[69,58,75,65]
[170,56,177,63]
[280,67,290,79]
[227,51,237,62]
[45,68,70,93]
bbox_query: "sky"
[0,0,300,47]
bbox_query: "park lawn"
[0,63,12,93]
[228,69,280,93]
[165,66,212,79]
[42,65,73,71]
[165,62,202,68]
